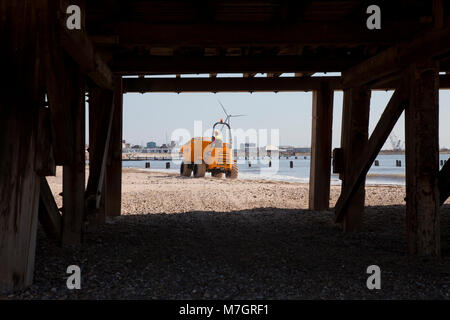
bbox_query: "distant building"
[146,141,157,148]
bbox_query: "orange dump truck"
[179,121,238,179]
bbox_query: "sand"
[6,167,450,299]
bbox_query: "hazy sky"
[119,75,450,150]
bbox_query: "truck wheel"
[193,163,206,178]
[211,172,223,178]
[180,162,192,177]
[226,163,238,179]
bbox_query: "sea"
[122,154,450,186]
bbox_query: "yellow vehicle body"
[179,137,238,178]
[181,137,232,169]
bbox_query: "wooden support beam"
[58,0,113,89]
[113,55,358,75]
[61,63,86,245]
[343,24,450,88]
[433,0,444,29]
[112,21,424,47]
[38,178,62,242]
[339,86,371,231]
[35,107,56,176]
[335,82,409,225]
[309,82,333,210]
[405,63,440,257]
[122,75,450,93]
[86,87,115,224]
[105,77,123,217]
[123,76,342,93]
[0,0,42,291]
[438,160,450,205]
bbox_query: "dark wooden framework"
[1,0,450,291]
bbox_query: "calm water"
[122,154,450,185]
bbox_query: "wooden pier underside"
[1,0,450,291]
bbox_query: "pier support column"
[0,0,41,291]
[105,76,123,217]
[309,82,334,210]
[86,87,114,225]
[340,87,370,231]
[405,62,440,256]
[62,66,86,245]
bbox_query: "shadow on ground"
[12,204,450,299]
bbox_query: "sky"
[105,74,450,150]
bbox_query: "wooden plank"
[438,160,450,205]
[58,0,113,89]
[405,63,440,256]
[112,21,424,47]
[86,87,115,223]
[122,75,450,93]
[61,62,86,245]
[38,178,62,242]
[339,86,371,231]
[0,0,42,291]
[35,107,56,176]
[105,76,123,217]
[113,55,359,75]
[343,24,450,88]
[40,0,75,165]
[123,77,342,93]
[309,82,333,210]
[335,82,409,224]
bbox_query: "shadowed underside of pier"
[1,0,450,291]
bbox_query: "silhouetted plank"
[338,86,370,231]
[61,63,86,245]
[335,82,409,226]
[0,0,41,291]
[38,178,62,242]
[86,87,115,223]
[309,82,333,210]
[35,107,56,176]
[105,76,123,217]
[439,160,450,205]
[405,63,440,257]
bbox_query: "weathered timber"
[122,75,450,93]
[439,160,450,205]
[35,106,56,176]
[309,82,333,210]
[343,24,450,88]
[61,62,86,245]
[38,177,62,242]
[86,87,115,223]
[40,0,75,165]
[335,83,409,225]
[58,0,113,89]
[114,55,356,76]
[338,86,371,231]
[111,21,424,47]
[105,76,123,217]
[405,63,440,257]
[0,0,41,291]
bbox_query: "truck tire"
[180,162,192,177]
[226,163,238,179]
[211,172,223,178]
[193,163,206,178]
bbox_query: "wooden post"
[105,76,123,217]
[309,82,333,210]
[405,62,440,256]
[61,64,86,245]
[340,87,370,231]
[86,87,115,224]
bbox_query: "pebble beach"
[4,168,450,299]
